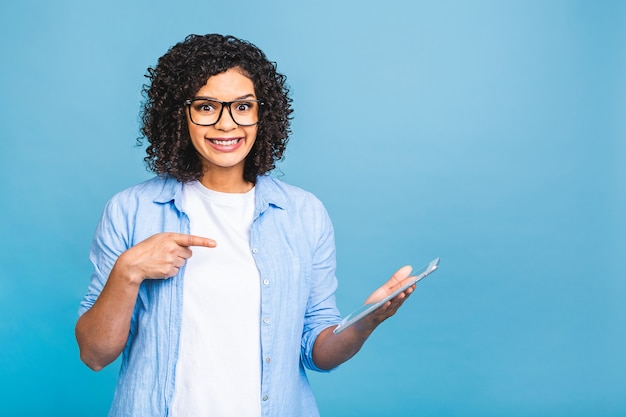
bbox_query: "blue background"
[1,1,625,416]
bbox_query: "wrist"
[112,252,144,288]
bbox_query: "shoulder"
[108,175,179,205]
[95,176,184,246]
[255,176,334,239]
[103,175,181,218]
[256,175,326,213]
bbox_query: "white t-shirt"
[170,181,261,417]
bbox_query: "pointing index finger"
[172,233,217,248]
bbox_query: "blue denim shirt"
[79,175,343,417]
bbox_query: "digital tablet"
[333,257,440,334]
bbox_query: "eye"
[193,100,219,113]
[233,101,254,113]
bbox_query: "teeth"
[211,138,239,146]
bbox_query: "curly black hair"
[140,34,293,184]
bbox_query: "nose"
[214,105,237,130]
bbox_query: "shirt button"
[252,248,258,254]
[265,357,271,363]
[262,395,269,401]
[263,279,269,285]
[263,317,270,324]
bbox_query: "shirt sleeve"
[78,194,131,317]
[300,195,343,372]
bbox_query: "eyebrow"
[193,94,256,101]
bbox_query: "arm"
[75,233,216,371]
[312,265,416,370]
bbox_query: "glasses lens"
[188,100,221,126]
[229,100,259,126]
[189,99,259,126]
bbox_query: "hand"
[312,265,418,370]
[356,265,416,330]
[115,232,217,284]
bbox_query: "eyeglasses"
[184,98,263,126]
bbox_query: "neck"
[199,170,254,193]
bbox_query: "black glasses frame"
[184,98,263,127]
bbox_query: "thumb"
[389,265,413,286]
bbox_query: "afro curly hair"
[140,34,293,184]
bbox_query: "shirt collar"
[153,175,184,211]
[253,175,287,218]
[152,174,286,214]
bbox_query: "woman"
[76,33,417,417]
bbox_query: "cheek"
[187,123,205,146]
[250,126,259,141]
[244,127,258,147]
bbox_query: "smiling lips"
[209,138,241,146]
[207,138,245,152]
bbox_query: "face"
[186,67,258,186]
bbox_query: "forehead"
[196,67,255,98]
